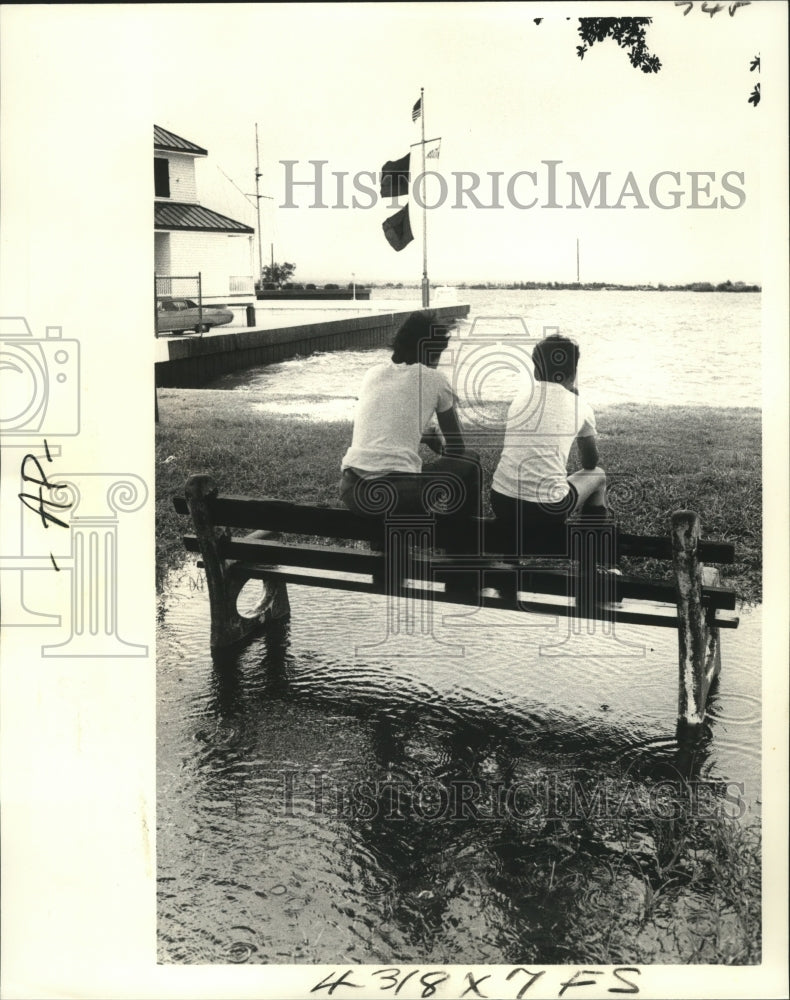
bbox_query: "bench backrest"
[172,493,735,564]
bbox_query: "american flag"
[412,98,422,122]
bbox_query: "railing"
[155,274,201,299]
[229,275,254,294]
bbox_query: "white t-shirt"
[491,381,597,503]
[341,361,455,474]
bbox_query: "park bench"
[174,473,739,734]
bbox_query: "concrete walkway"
[155,302,470,386]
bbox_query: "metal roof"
[155,201,254,234]
[154,125,208,156]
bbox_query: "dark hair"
[532,333,580,386]
[391,311,453,365]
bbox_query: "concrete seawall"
[155,304,470,388]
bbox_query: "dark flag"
[412,97,422,121]
[382,204,413,251]
[380,153,410,198]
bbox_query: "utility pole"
[247,123,273,283]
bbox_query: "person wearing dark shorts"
[490,332,608,556]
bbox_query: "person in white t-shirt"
[340,312,481,518]
[490,332,608,549]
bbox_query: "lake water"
[158,288,762,965]
[208,288,761,415]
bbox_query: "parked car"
[156,297,234,335]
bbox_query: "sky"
[148,2,766,286]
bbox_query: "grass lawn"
[155,387,763,965]
[155,388,761,603]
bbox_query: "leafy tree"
[748,54,760,106]
[260,261,296,285]
[534,16,660,73]
[535,14,759,106]
[575,17,661,73]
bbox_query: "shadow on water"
[158,581,760,966]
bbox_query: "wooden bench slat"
[183,535,737,611]
[173,495,735,563]
[175,495,379,541]
[421,557,736,609]
[184,534,381,574]
[617,531,734,564]
[213,562,740,629]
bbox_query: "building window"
[154,157,170,198]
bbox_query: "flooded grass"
[155,389,761,603]
[506,772,762,965]
[337,765,762,965]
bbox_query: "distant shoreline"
[370,280,761,293]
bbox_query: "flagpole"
[420,87,429,308]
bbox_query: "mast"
[254,123,264,282]
[420,87,429,308]
[576,237,580,284]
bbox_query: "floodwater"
[208,288,761,414]
[158,577,762,966]
[158,288,762,965]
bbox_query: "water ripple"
[159,539,762,965]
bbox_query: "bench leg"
[218,567,290,651]
[672,511,721,734]
[247,573,291,627]
[185,474,290,652]
[701,564,723,693]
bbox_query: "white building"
[154,125,255,300]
